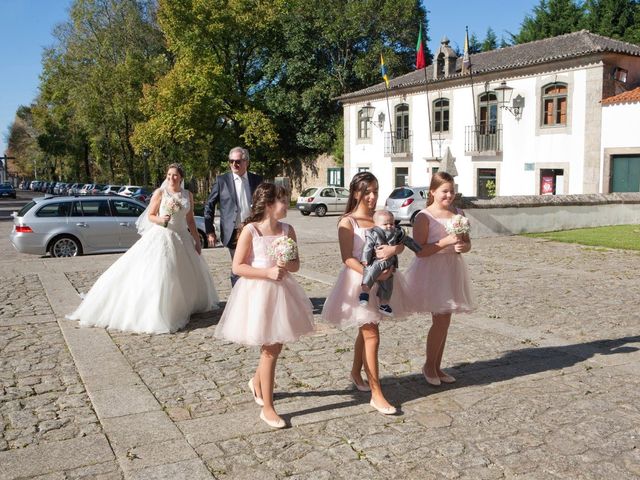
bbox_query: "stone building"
[337,30,640,201]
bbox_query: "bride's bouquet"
[161,196,182,227]
[268,237,298,265]
[445,214,470,236]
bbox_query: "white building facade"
[339,31,640,201]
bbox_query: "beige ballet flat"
[439,373,456,384]
[349,373,371,392]
[422,365,441,386]
[248,378,264,406]
[370,399,397,415]
[260,410,286,429]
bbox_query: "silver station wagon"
[10,195,147,257]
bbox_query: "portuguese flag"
[416,24,426,70]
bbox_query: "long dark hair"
[242,182,288,228]
[427,171,455,206]
[343,171,378,215]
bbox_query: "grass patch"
[524,224,640,251]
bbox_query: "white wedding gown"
[67,188,219,334]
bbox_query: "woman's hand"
[377,267,395,281]
[276,259,287,268]
[454,238,471,253]
[159,214,170,226]
[441,234,459,247]
[194,241,202,255]
[266,265,286,281]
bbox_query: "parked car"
[10,195,147,258]
[0,183,17,199]
[79,184,94,195]
[30,181,41,191]
[384,186,428,225]
[89,184,106,195]
[131,188,152,204]
[101,185,122,195]
[194,215,220,248]
[117,185,142,197]
[296,186,350,217]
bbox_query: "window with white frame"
[433,98,450,132]
[542,83,568,126]
[357,109,370,139]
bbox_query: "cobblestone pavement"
[1,213,639,479]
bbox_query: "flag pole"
[465,26,479,130]
[380,53,395,153]
[422,67,434,158]
[417,23,434,159]
[384,84,394,153]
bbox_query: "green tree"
[514,0,585,43]
[481,27,498,51]
[39,0,167,184]
[583,0,640,43]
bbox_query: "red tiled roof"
[602,87,640,105]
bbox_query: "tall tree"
[514,0,585,43]
[583,0,640,43]
[481,27,498,51]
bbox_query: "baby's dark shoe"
[359,292,369,306]
[379,304,393,317]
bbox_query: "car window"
[336,188,349,198]
[81,200,111,217]
[301,188,317,197]
[320,188,335,197]
[17,201,37,217]
[388,188,413,199]
[35,202,71,218]
[111,200,144,217]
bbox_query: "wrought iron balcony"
[384,130,412,156]
[465,124,503,154]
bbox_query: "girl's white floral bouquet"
[445,214,470,236]
[268,237,298,265]
[161,196,182,227]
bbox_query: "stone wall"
[459,193,640,237]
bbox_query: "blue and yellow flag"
[380,53,390,88]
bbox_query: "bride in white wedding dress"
[67,163,219,334]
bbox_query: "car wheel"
[49,235,82,258]
[315,204,327,217]
[300,211,310,216]
[198,230,208,248]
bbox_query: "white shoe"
[369,399,397,415]
[248,378,264,406]
[260,410,286,429]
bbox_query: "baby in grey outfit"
[360,210,422,316]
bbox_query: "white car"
[117,185,142,197]
[101,184,122,195]
[296,186,350,217]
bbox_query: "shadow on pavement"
[273,335,639,417]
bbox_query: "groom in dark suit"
[204,147,263,286]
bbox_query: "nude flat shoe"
[369,399,397,415]
[349,373,371,392]
[260,410,286,429]
[248,378,264,406]
[422,365,441,386]
[439,373,456,384]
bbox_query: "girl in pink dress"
[322,172,413,415]
[404,172,474,386]
[215,183,314,428]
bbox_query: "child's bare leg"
[259,343,283,421]
[361,323,393,409]
[351,329,366,384]
[425,313,451,377]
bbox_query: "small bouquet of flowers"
[161,196,182,227]
[445,214,470,236]
[267,237,298,265]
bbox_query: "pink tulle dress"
[404,209,474,314]
[215,222,315,346]
[321,216,414,327]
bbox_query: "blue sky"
[0,0,539,154]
